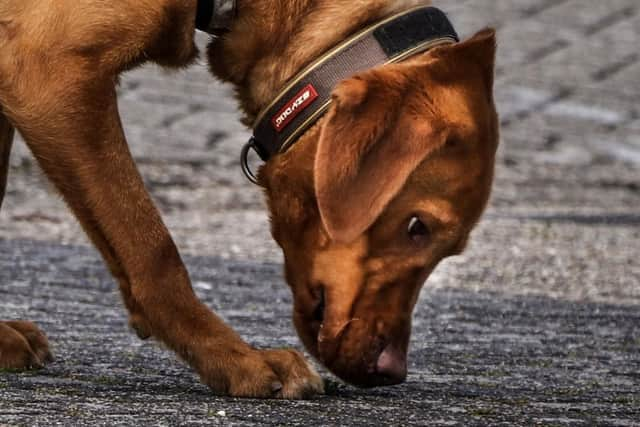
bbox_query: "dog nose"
[375,344,407,384]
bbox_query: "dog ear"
[314,29,497,243]
[432,28,497,96]
[314,70,446,243]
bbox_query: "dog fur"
[0,0,498,397]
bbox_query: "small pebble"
[194,281,213,291]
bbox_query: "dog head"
[260,30,498,387]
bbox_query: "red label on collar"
[271,84,319,133]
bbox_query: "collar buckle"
[241,137,260,185]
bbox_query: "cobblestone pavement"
[1,0,639,425]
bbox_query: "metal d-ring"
[241,137,261,185]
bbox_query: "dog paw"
[200,347,324,399]
[0,321,53,370]
[261,348,325,399]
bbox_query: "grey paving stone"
[1,0,639,425]
[0,239,638,426]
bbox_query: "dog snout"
[318,336,408,388]
[310,313,410,388]
[294,280,414,388]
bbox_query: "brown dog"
[0,0,498,398]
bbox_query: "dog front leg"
[9,76,322,399]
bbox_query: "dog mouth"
[300,286,409,387]
[297,286,324,357]
[312,287,326,326]
[306,287,325,350]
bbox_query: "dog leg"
[8,74,322,398]
[0,115,55,371]
[0,111,13,209]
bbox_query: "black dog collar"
[241,6,458,184]
[196,0,236,34]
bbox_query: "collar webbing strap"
[248,6,458,162]
[196,0,236,33]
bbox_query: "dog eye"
[407,217,430,243]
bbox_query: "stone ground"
[1,0,639,425]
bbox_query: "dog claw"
[29,356,44,370]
